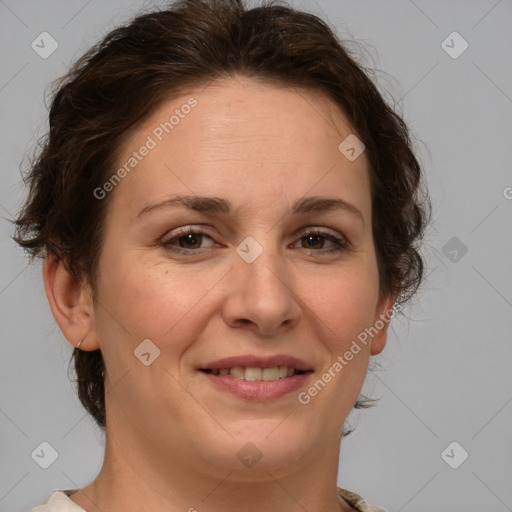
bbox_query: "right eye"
[160,227,218,253]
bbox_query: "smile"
[200,366,308,381]
[199,367,313,400]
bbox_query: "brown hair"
[12,0,430,434]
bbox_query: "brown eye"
[175,232,204,249]
[302,234,325,249]
[294,230,350,255]
[161,228,215,253]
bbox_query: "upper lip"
[200,355,313,372]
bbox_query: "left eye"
[161,228,349,255]
[294,231,349,253]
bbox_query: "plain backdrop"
[1,1,511,511]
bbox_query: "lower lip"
[200,371,312,400]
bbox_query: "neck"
[68,424,354,511]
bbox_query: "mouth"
[198,357,314,400]
[199,366,311,381]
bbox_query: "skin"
[44,75,396,512]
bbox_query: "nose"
[221,239,302,337]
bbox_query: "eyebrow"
[136,194,364,225]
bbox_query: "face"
[87,76,393,479]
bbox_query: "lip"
[200,371,312,400]
[199,354,313,372]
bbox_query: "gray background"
[1,1,511,511]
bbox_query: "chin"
[201,425,313,477]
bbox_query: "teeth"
[230,366,245,379]
[207,366,303,381]
[262,367,280,381]
[245,367,262,381]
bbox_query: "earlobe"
[369,292,398,356]
[42,254,99,351]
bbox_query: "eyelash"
[160,227,350,256]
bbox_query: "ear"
[42,253,100,351]
[369,291,399,356]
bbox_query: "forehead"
[110,76,371,217]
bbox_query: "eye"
[292,229,350,255]
[160,226,350,256]
[160,227,216,253]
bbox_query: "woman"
[15,0,429,510]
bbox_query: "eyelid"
[161,224,347,240]
[294,225,348,240]
[292,227,350,252]
[159,225,217,246]
[160,225,351,255]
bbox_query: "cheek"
[302,263,380,350]
[94,253,226,347]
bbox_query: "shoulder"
[337,487,387,512]
[32,487,383,512]
[30,489,85,512]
